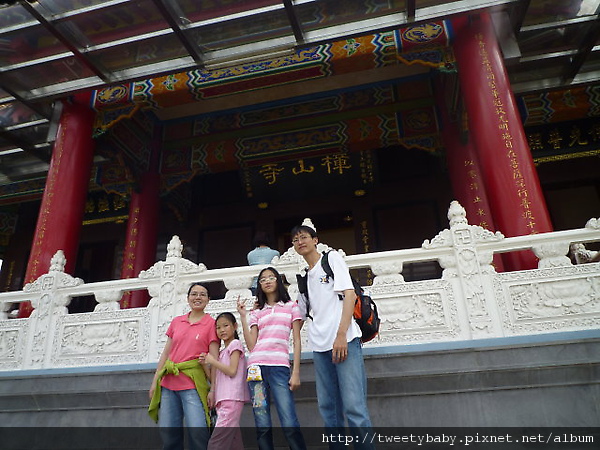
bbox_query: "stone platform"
[0,332,598,448]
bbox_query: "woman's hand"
[149,383,156,400]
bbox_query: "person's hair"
[215,312,239,340]
[290,225,317,238]
[255,267,290,309]
[187,282,209,297]
[253,230,272,248]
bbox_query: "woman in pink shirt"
[237,267,307,450]
[149,283,219,450]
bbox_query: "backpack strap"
[322,250,348,301]
[296,269,312,320]
[296,270,308,297]
[321,250,334,280]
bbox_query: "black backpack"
[297,251,380,343]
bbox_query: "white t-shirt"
[297,251,362,352]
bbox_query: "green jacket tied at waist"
[148,358,210,425]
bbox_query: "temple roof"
[1,0,599,203]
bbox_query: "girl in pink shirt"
[203,312,249,450]
[237,267,306,450]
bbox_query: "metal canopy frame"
[0,0,599,185]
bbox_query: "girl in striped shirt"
[237,267,307,450]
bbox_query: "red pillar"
[434,75,505,272]
[120,127,161,308]
[20,93,96,317]
[452,13,553,270]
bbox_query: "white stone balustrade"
[0,201,599,372]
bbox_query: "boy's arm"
[328,251,357,363]
[332,288,356,363]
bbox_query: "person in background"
[247,231,280,295]
[148,283,220,450]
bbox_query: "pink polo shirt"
[248,301,302,367]
[161,313,218,391]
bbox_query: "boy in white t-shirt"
[292,224,375,450]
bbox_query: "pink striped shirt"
[248,301,302,367]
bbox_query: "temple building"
[1,0,599,316]
[1,2,600,436]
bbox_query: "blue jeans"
[248,365,306,450]
[313,338,375,450]
[158,387,209,450]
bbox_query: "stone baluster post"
[141,236,207,360]
[423,201,504,339]
[22,251,83,368]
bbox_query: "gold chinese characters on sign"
[258,152,354,186]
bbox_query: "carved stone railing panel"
[369,279,463,345]
[494,263,600,335]
[0,203,599,371]
[53,308,151,367]
[0,319,26,371]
